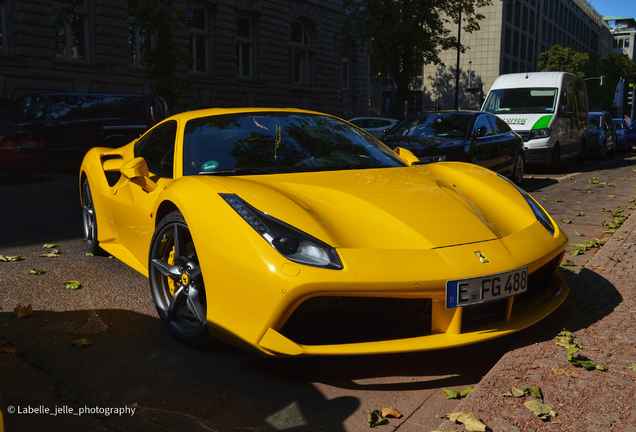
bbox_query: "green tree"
[537,45,589,76]
[584,52,636,111]
[129,0,192,109]
[341,0,491,119]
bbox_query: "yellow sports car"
[80,108,568,356]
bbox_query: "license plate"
[446,267,528,308]
[20,141,37,148]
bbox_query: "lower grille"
[279,254,563,346]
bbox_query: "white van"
[482,72,588,167]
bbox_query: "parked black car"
[382,111,525,184]
[588,111,617,159]
[1,93,169,166]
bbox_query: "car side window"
[48,95,101,120]
[134,120,177,178]
[490,116,512,134]
[473,115,494,136]
[10,95,48,122]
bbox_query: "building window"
[54,0,89,60]
[187,5,208,72]
[342,58,351,90]
[128,25,153,66]
[625,38,630,48]
[290,20,313,85]
[237,16,253,78]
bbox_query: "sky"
[590,0,636,20]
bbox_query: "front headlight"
[529,128,551,140]
[221,194,343,269]
[498,175,555,236]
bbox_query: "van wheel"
[577,141,587,164]
[549,145,561,170]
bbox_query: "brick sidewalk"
[435,209,636,431]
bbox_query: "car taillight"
[38,139,47,147]
[1,137,20,150]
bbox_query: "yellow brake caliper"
[167,246,178,296]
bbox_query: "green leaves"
[524,399,557,422]
[69,337,94,349]
[570,238,601,256]
[63,280,82,290]
[561,218,572,224]
[0,255,24,262]
[443,386,474,399]
[368,410,385,428]
[442,412,487,431]
[555,330,606,371]
[27,269,46,275]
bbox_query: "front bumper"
[199,219,569,356]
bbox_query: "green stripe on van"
[532,115,553,129]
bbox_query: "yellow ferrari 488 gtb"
[80,108,568,356]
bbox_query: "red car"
[0,119,48,174]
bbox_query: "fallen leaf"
[574,212,584,216]
[556,198,564,202]
[14,304,33,319]
[442,412,487,432]
[524,399,556,422]
[43,244,57,248]
[524,385,543,400]
[0,345,17,354]
[69,337,94,348]
[0,255,24,262]
[63,280,82,290]
[41,250,62,257]
[502,387,525,398]
[629,363,636,372]
[561,218,572,224]
[609,195,617,198]
[381,407,402,418]
[460,386,474,398]
[443,388,461,399]
[551,367,578,378]
[28,269,46,275]
[86,253,94,257]
[581,190,592,193]
[368,410,385,428]
[562,260,576,266]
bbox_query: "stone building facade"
[0,0,370,118]
[378,0,612,114]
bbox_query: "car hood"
[199,164,537,250]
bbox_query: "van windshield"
[483,88,557,114]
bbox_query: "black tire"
[510,152,524,185]
[149,210,210,344]
[549,145,561,170]
[81,178,104,255]
[599,141,606,160]
[577,140,587,165]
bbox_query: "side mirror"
[561,104,573,117]
[119,157,157,192]
[392,147,420,166]
[472,126,487,139]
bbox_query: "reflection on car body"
[382,111,525,184]
[588,112,617,159]
[80,108,568,357]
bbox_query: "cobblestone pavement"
[435,205,636,431]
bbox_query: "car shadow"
[509,268,622,349]
[0,309,359,432]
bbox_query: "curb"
[434,207,636,431]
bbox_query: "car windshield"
[483,88,557,114]
[614,120,625,130]
[589,115,602,129]
[182,113,407,175]
[389,113,472,139]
